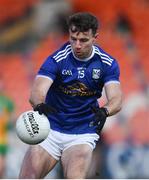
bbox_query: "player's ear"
[93,32,99,43]
[94,32,99,39]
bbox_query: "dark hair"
[67,12,99,35]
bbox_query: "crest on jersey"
[92,69,100,79]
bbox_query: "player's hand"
[91,106,109,133]
[34,103,57,116]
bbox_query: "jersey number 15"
[78,69,85,79]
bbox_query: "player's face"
[69,28,98,59]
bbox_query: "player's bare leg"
[19,145,58,179]
[61,144,93,179]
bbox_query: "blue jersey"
[37,42,120,134]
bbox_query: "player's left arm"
[91,82,123,133]
[91,60,123,133]
[104,82,123,116]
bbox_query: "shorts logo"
[92,69,100,79]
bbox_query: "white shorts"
[39,129,99,160]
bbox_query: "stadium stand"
[0,0,36,25]
[0,0,148,125]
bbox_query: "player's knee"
[19,159,44,179]
[64,171,86,179]
[63,156,89,179]
[19,170,37,179]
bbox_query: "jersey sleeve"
[103,60,120,85]
[37,56,58,81]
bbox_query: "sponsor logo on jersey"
[62,69,72,76]
[92,69,101,79]
[59,82,97,96]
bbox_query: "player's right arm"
[29,76,56,116]
[29,76,53,108]
[29,54,58,115]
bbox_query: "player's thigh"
[61,144,93,179]
[19,145,58,179]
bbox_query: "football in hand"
[16,110,50,145]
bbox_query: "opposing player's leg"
[0,145,8,178]
[61,144,93,179]
[19,145,58,179]
[0,155,5,178]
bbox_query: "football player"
[19,12,123,179]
